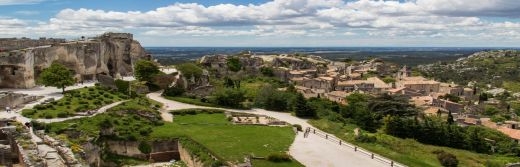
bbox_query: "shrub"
[162,85,185,97]
[88,87,95,91]
[34,105,46,110]
[57,112,68,118]
[64,101,71,105]
[44,113,54,119]
[355,134,377,143]
[433,150,458,167]
[266,153,291,162]
[293,124,302,132]
[138,142,151,154]
[22,109,36,116]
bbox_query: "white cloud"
[3,0,520,46]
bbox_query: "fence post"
[339,140,342,145]
[371,153,374,159]
[326,134,328,139]
[354,147,357,152]
[313,129,315,134]
[391,161,394,167]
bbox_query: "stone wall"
[0,33,147,89]
[178,142,205,167]
[0,38,65,51]
[0,92,41,109]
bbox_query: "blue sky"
[0,0,520,47]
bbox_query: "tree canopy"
[38,62,75,93]
[176,63,203,79]
[134,60,160,82]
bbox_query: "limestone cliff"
[0,33,148,88]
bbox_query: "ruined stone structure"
[0,32,147,88]
[0,37,65,51]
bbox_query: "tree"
[38,62,74,93]
[134,60,160,82]
[294,93,316,118]
[176,63,203,79]
[447,110,454,125]
[227,57,242,72]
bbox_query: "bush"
[22,109,36,116]
[355,134,377,143]
[293,124,302,132]
[138,142,151,154]
[88,87,95,91]
[34,105,46,110]
[115,79,130,94]
[162,85,185,97]
[44,113,54,119]
[433,150,458,167]
[57,112,69,118]
[266,153,291,162]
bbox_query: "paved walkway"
[146,92,388,167]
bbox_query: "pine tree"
[447,110,454,125]
[294,93,315,117]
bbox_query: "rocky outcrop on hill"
[418,50,520,87]
[0,33,149,88]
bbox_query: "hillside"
[418,50,520,91]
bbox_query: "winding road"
[147,92,391,167]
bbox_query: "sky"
[0,0,520,47]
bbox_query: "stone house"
[326,91,349,104]
[439,83,464,96]
[432,98,464,113]
[367,77,391,94]
[336,80,375,93]
[397,77,440,95]
[387,87,423,98]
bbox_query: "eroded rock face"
[0,33,148,88]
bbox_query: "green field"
[151,113,303,167]
[22,86,126,119]
[309,119,519,167]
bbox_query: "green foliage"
[176,63,203,79]
[162,85,186,97]
[266,153,292,162]
[212,88,247,108]
[260,67,274,77]
[134,60,160,82]
[433,150,459,167]
[170,109,225,116]
[354,133,377,143]
[439,94,461,103]
[138,142,151,154]
[22,86,125,119]
[447,111,454,125]
[484,106,501,116]
[115,79,130,94]
[383,115,516,154]
[294,93,316,118]
[38,62,75,93]
[226,57,242,72]
[254,85,295,112]
[419,50,520,88]
[491,115,507,123]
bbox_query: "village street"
[147,92,390,167]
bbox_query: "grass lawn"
[151,113,303,166]
[22,86,126,119]
[309,119,519,167]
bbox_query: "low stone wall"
[178,142,205,167]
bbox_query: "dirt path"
[146,92,389,167]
